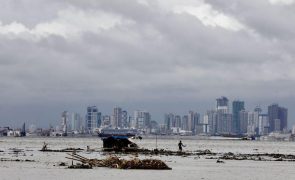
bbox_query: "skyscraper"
[102,115,111,127]
[205,110,217,135]
[232,100,245,134]
[112,107,122,128]
[164,113,174,131]
[239,110,248,134]
[216,112,232,134]
[61,111,68,135]
[215,97,232,134]
[182,115,189,131]
[71,113,82,132]
[258,114,269,135]
[134,110,151,130]
[174,115,182,128]
[216,96,229,113]
[268,104,288,132]
[86,106,101,133]
[122,110,128,128]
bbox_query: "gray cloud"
[0,0,295,127]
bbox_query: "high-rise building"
[174,115,182,128]
[239,110,248,134]
[112,107,122,128]
[258,114,269,135]
[205,110,217,135]
[216,96,229,113]
[182,115,189,131]
[216,111,232,134]
[71,113,82,132]
[247,111,259,136]
[268,104,288,132]
[188,111,200,134]
[253,106,262,135]
[122,110,128,128]
[86,106,101,133]
[188,111,194,133]
[134,110,151,130]
[215,97,232,134]
[102,115,111,127]
[61,111,68,134]
[164,113,174,131]
[232,100,245,133]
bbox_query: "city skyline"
[1,96,291,133]
[1,0,295,129]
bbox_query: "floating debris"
[68,163,92,169]
[59,162,67,166]
[218,153,295,162]
[40,143,83,152]
[66,153,172,170]
[0,158,35,162]
[216,159,224,163]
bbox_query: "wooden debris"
[0,158,35,162]
[68,163,92,169]
[40,143,83,152]
[66,153,172,170]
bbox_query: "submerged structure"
[98,128,139,151]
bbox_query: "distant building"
[258,114,269,135]
[216,111,232,134]
[216,96,229,113]
[164,113,174,131]
[247,111,259,136]
[268,104,288,132]
[174,115,182,128]
[85,106,101,133]
[122,110,128,128]
[71,113,82,132]
[204,110,217,135]
[102,115,111,127]
[182,115,189,131]
[112,107,122,128]
[239,110,248,134]
[188,111,200,134]
[134,110,151,130]
[61,111,68,135]
[232,100,245,133]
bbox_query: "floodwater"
[0,137,295,180]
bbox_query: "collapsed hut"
[98,128,139,151]
[102,136,138,151]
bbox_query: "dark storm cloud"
[0,0,295,127]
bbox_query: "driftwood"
[40,143,84,152]
[40,148,84,152]
[66,153,172,170]
[0,158,35,162]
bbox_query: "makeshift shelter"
[102,136,138,150]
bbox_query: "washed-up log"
[40,148,84,152]
[68,163,92,169]
[66,153,172,170]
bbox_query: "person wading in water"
[178,140,185,152]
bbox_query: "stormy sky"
[0,0,295,128]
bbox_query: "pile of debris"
[207,152,295,162]
[66,153,171,170]
[0,158,35,162]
